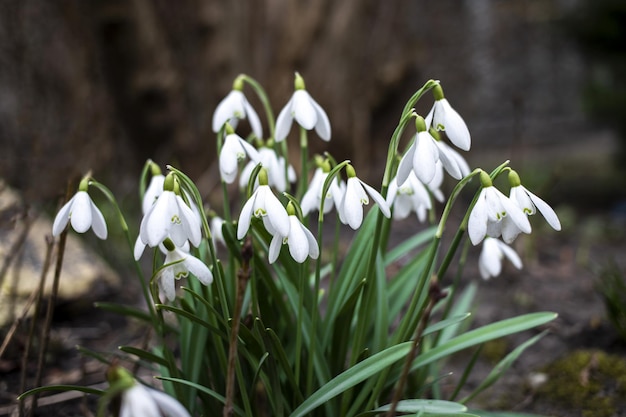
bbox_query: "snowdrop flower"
[210,215,226,247]
[142,171,165,215]
[219,125,261,184]
[237,168,290,239]
[425,84,471,151]
[107,366,191,417]
[468,171,531,245]
[508,170,561,233]
[397,117,471,185]
[269,203,319,263]
[386,171,432,222]
[139,173,202,248]
[52,177,107,239]
[337,164,391,230]
[239,146,296,192]
[479,237,523,279]
[301,160,345,215]
[212,75,263,139]
[156,238,213,301]
[275,72,331,142]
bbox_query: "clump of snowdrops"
[22,74,561,417]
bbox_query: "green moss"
[538,349,626,417]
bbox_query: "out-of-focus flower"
[479,237,522,279]
[52,177,108,240]
[275,72,331,142]
[212,76,263,139]
[219,126,261,184]
[239,146,296,192]
[386,171,432,222]
[337,164,391,230]
[425,84,471,151]
[107,366,191,417]
[468,171,531,245]
[237,168,290,239]
[301,161,345,216]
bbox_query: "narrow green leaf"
[422,313,472,337]
[157,376,245,417]
[384,226,436,266]
[119,346,169,367]
[18,385,104,400]
[366,399,467,415]
[289,342,412,417]
[461,331,548,404]
[409,313,557,375]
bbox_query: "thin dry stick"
[223,237,253,417]
[387,278,447,417]
[28,185,72,417]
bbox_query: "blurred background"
[0,0,625,211]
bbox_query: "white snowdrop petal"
[148,387,192,417]
[500,194,532,234]
[396,143,416,185]
[160,270,177,301]
[525,188,562,231]
[183,253,213,285]
[90,200,108,239]
[143,175,165,215]
[292,90,317,130]
[212,91,241,132]
[68,192,93,233]
[439,99,471,151]
[287,217,310,263]
[145,192,176,246]
[435,141,463,180]
[243,99,263,139]
[342,179,365,229]
[133,236,146,260]
[414,133,438,183]
[303,225,319,259]
[265,192,290,237]
[52,198,73,237]
[360,180,391,218]
[237,193,256,239]
[275,97,294,142]
[468,191,488,245]
[268,235,283,264]
[310,96,331,141]
[497,240,523,269]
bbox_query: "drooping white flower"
[139,173,202,248]
[301,163,345,216]
[479,237,523,279]
[275,72,331,142]
[239,147,296,192]
[237,168,290,239]
[337,164,391,230]
[468,171,531,245]
[219,128,261,184]
[386,171,432,222]
[508,170,561,232]
[210,216,226,247]
[156,239,213,301]
[119,382,191,417]
[269,203,319,263]
[396,116,471,185]
[425,84,471,151]
[212,78,263,139]
[52,178,108,239]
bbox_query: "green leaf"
[384,226,436,266]
[157,376,246,417]
[461,331,549,404]
[409,313,557,375]
[118,346,170,367]
[422,313,472,337]
[18,385,104,400]
[357,399,467,416]
[289,342,412,417]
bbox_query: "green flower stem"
[298,126,309,199]
[295,261,305,387]
[241,74,275,138]
[381,79,440,193]
[88,180,157,324]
